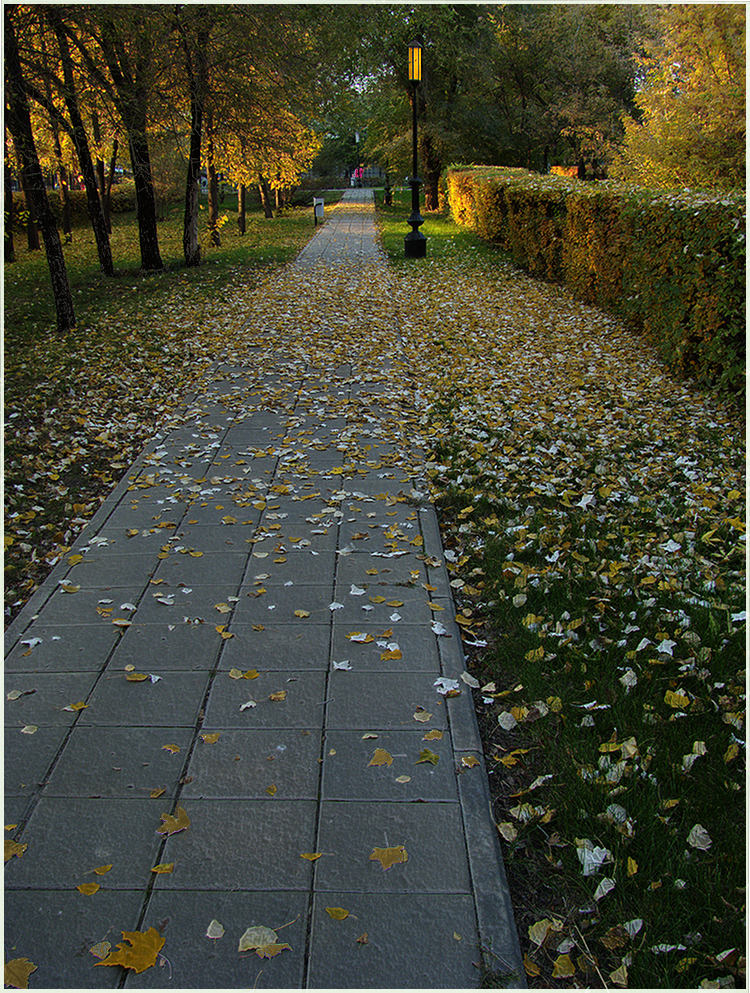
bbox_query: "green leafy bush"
[445,166,745,398]
[10,181,138,226]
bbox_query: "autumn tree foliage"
[610,5,746,190]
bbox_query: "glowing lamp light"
[408,40,422,83]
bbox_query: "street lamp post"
[404,40,426,258]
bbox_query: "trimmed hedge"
[446,166,746,397]
[10,181,138,225]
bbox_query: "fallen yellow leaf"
[156,806,190,836]
[368,748,393,767]
[76,882,100,895]
[94,927,165,974]
[325,907,349,920]
[4,958,37,988]
[369,845,408,870]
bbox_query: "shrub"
[445,166,745,397]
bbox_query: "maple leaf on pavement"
[94,927,165,973]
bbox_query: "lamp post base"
[404,231,427,258]
[404,175,427,258]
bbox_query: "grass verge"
[4,196,337,623]
[378,189,746,989]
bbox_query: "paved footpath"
[5,189,523,989]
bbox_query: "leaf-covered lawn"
[379,195,745,989]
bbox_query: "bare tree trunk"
[5,131,15,263]
[258,175,273,218]
[237,184,246,234]
[49,10,113,275]
[91,109,111,232]
[39,23,73,243]
[177,14,209,267]
[5,5,75,329]
[105,139,118,226]
[16,148,40,251]
[98,16,163,271]
[205,107,220,246]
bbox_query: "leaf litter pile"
[390,255,745,989]
[4,218,745,989]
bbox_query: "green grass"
[375,187,505,266]
[4,197,330,348]
[376,192,746,988]
[4,195,337,620]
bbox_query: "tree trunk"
[237,184,246,234]
[179,21,209,267]
[183,102,202,265]
[258,175,273,218]
[16,149,40,251]
[128,128,164,269]
[97,16,163,271]
[91,109,111,232]
[205,108,220,246]
[5,5,75,329]
[420,132,441,212]
[5,132,15,263]
[104,139,118,227]
[50,12,113,275]
[40,28,73,243]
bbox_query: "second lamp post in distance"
[404,39,427,258]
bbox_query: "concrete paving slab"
[314,800,472,893]
[4,623,121,672]
[321,729,458,802]
[203,670,326,729]
[4,724,68,795]
[5,889,145,989]
[182,728,322,799]
[5,797,166,888]
[307,891,479,988]
[219,623,330,670]
[151,551,249,587]
[326,671,450,729]
[61,552,161,589]
[127,889,309,989]
[153,799,317,890]
[127,584,239,624]
[4,671,101,726]
[329,623,441,672]
[81,670,210,727]
[44,726,193,798]
[26,587,146,627]
[109,622,224,671]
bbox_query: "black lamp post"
[404,39,426,258]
